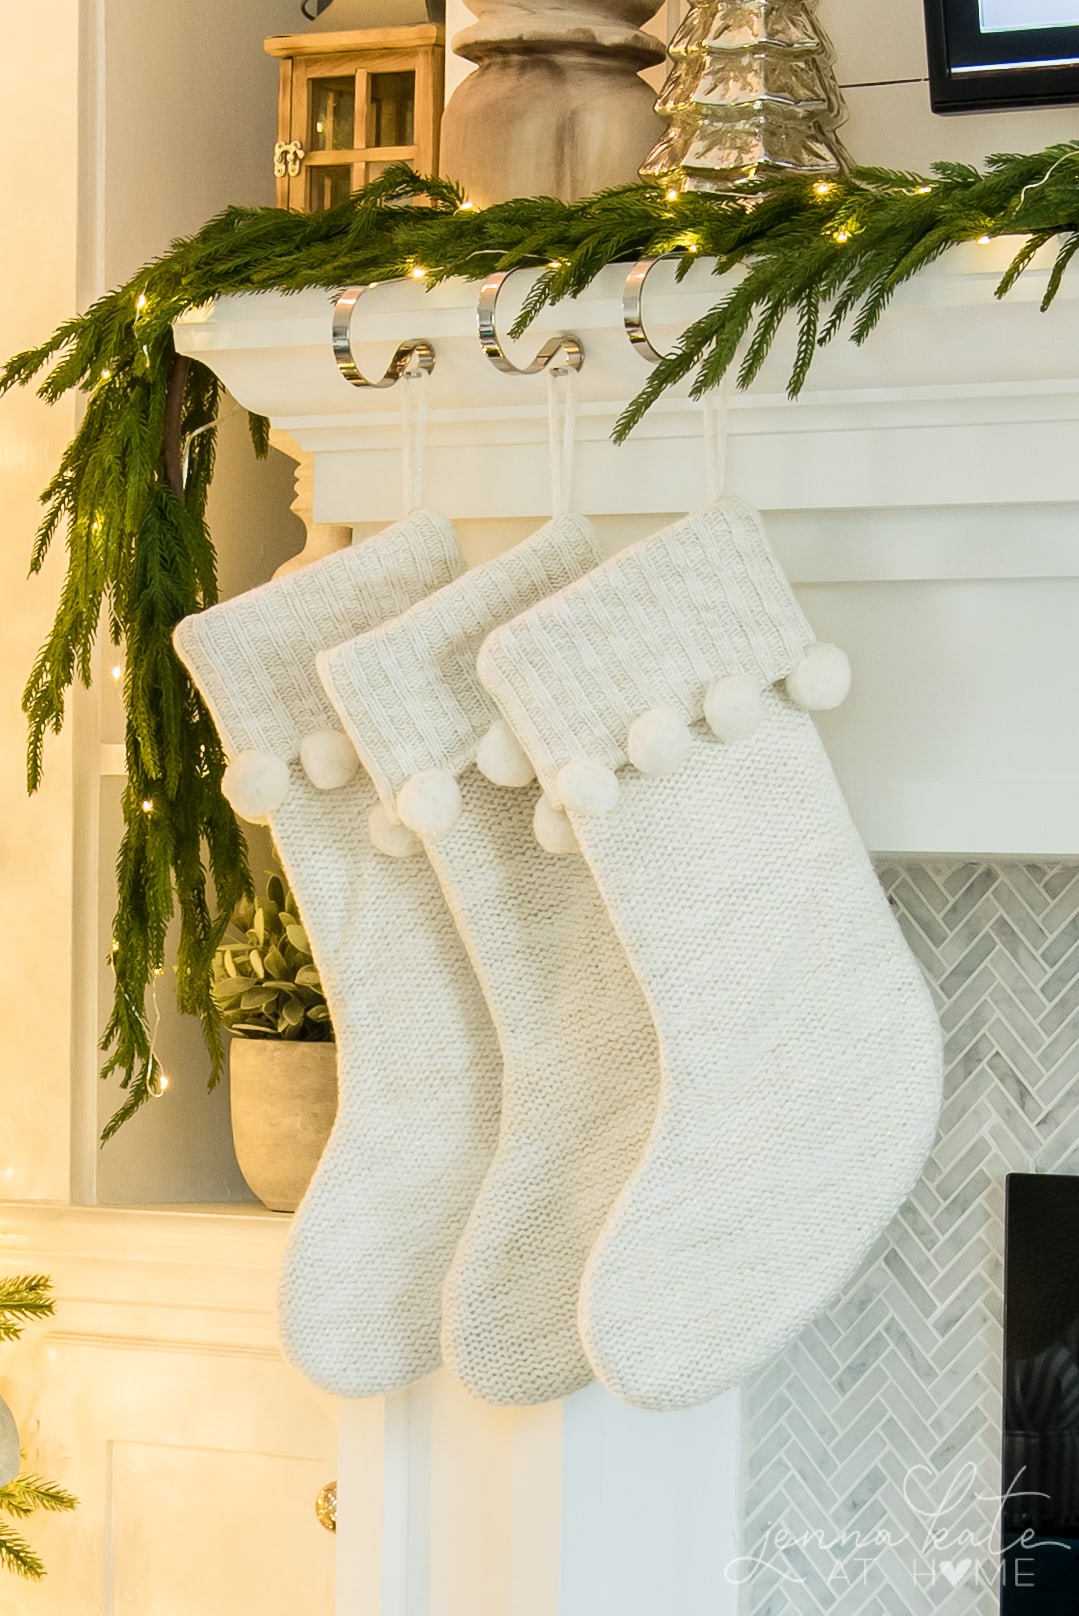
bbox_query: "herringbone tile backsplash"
[742,862,1079,1616]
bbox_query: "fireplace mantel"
[175,244,1079,857]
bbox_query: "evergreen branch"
[0,1276,54,1341]
[0,1476,78,1520]
[248,412,270,458]
[996,229,1055,299]
[0,1520,46,1581]
[9,143,1079,1134]
[1040,230,1079,311]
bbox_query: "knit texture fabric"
[319,516,661,1406]
[479,499,944,1412]
[173,513,502,1398]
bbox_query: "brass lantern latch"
[274,139,306,179]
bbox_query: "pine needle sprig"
[7,144,1079,1135]
[0,1479,78,1581]
[0,1477,78,1521]
[0,1521,46,1581]
[0,1277,54,1341]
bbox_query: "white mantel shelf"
[0,1201,289,1356]
[176,249,1079,859]
[174,246,1079,523]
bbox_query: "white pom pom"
[222,750,290,823]
[300,729,360,791]
[786,643,852,711]
[627,706,692,776]
[534,794,577,856]
[368,802,421,859]
[475,720,535,789]
[704,674,766,744]
[556,757,620,817]
[397,769,462,839]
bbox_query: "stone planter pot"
[0,1394,20,1488]
[229,1040,338,1213]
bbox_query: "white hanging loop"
[401,365,431,513]
[546,362,578,518]
[702,383,730,509]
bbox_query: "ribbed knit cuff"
[319,515,599,811]
[477,501,816,801]
[173,512,460,759]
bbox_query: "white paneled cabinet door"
[0,1208,337,1616]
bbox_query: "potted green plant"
[212,873,337,1212]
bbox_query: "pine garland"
[4,148,1079,1137]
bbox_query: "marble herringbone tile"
[743,861,1079,1616]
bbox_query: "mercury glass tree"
[641,0,849,195]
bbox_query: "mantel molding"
[174,245,1079,532]
[0,1203,290,1357]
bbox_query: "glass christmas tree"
[641,0,849,195]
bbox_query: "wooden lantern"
[265,26,445,211]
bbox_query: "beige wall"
[822,0,1079,169]
[87,0,305,1202]
[3,0,303,1205]
[0,5,80,1201]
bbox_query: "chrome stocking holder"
[332,284,436,389]
[328,259,711,389]
[623,255,680,365]
[477,271,583,375]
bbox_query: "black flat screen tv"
[924,0,1079,111]
[1001,1172,1079,1612]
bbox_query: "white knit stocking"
[479,500,944,1411]
[174,514,502,1398]
[318,517,660,1406]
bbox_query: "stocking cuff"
[319,515,599,816]
[478,500,826,805]
[173,512,460,761]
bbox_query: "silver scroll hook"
[623,255,680,365]
[477,271,583,376]
[332,283,436,389]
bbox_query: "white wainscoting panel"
[109,1441,332,1613]
[0,1206,337,1616]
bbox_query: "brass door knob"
[315,1480,337,1533]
